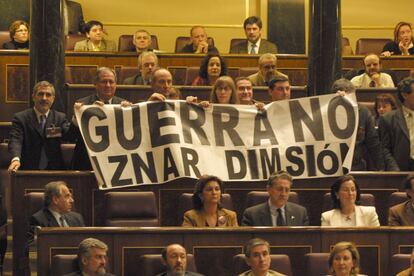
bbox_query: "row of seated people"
[2,17,414,57]
[47,237,414,276]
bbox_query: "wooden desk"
[36,226,414,276]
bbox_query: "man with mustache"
[8,81,70,172]
[230,16,277,54]
[64,238,114,276]
[248,53,287,86]
[350,53,394,88]
[156,244,203,276]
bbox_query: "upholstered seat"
[65,34,86,50]
[138,253,197,276]
[355,38,392,55]
[233,254,292,276]
[51,254,78,275]
[0,32,10,48]
[118,34,159,52]
[304,253,330,276]
[104,191,159,226]
[388,192,408,208]
[389,254,411,276]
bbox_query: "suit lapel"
[285,203,294,226]
[44,209,60,227]
[259,203,273,226]
[30,109,44,137]
[396,109,409,140]
[355,206,363,226]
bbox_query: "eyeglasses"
[16,29,28,33]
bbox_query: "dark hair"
[330,175,361,209]
[331,78,355,94]
[84,20,103,34]
[192,175,223,210]
[268,75,290,90]
[374,93,397,117]
[198,54,227,82]
[393,21,413,44]
[9,20,29,40]
[243,16,262,29]
[403,173,414,198]
[267,170,292,188]
[397,77,414,103]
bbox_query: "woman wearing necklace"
[321,175,380,227]
[182,175,238,227]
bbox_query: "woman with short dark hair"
[182,175,238,227]
[74,20,116,52]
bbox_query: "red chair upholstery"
[175,36,215,53]
[304,253,330,276]
[65,34,86,50]
[167,66,187,85]
[229,38,245,53]
[388,192,408,208]
[104,191,159,226]
[0,31,10,48]
[239,67,258,77]
[118,34,159,52]
[233,254,292,276]
[342,37,353,55]
[322,193,375,212]
[184,66,200,85]
[51,254,79,275]
[178,193,233,225]
[355,38,392,55]
[117,66,140,84]
[245,191,299,208]
[390,254,411,276]
[138,254,197,276]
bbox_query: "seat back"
[61,144,75,169]
[358,101,375,117]
[389,254,411,276]
[233,254,292,276]
[118,34,159,52]
[341,37,353,55]
[104,191,159,226]
[117,66,140,84]
[322,193,375,212]
[178,193,233,225]
[304,253,330,276]
[245,191,299,208]
[51,254,79,275]
[239,67,258,78]
[24,192,44,221]
[0,31,10,48]
[175,36,215,53]
[389,192,408,208]
[355,38,392,55]
[65,34,86,50]
[185,66,201,85]
[138,254,197,276]
[229,38,245,52]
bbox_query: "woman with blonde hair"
[328,241,366,276]
[382,21,414,56]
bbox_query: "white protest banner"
[75,93,358,189]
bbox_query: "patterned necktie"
[277,208,285,226]
[250,44,257,54]
[369,80,376,87]
[59,216,68,227]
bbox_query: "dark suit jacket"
[66,0,85,34]
[8,108,70,170]
[388,200,414,226]
[352,104,384,171]
[378,109,412,171]
[156,271,203,276]
[230,39,277,54]
[382,41,414,55]
[68,94,125,170]
[241,202,309,226]
[179,43,219,54]
[123,74,145,85]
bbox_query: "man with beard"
[351,53,394,88]
[230,16,277,54]
[156,244,203,276]
[248,53,287,86]
[64,238,114,276]
[8,81,70,172]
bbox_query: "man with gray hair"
[123,51,158,85]
[69,67,128,170]
[28,181,84,243]
[248,53,287,86]
[64,238,114,276]
[240,238,284,276]
[132,29,154,54]
[8,81,70,172]
[331,78,385,171]
[242,170,308,226]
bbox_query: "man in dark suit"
[123,51,158,85]
[8,81,70,173]
[242,171,309,226]
[64,238,115,276]
[230,16,277,54]
[28,181,85,244]
[178,26,218,54]
[389,174,414,226]
[379,77,414,171]
[156,244,204,276]
[64,0,85,35]
[69,67,127,170]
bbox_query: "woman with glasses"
[2,20,29,49]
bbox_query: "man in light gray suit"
[230,16,277,54]
[242,170,309,226]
